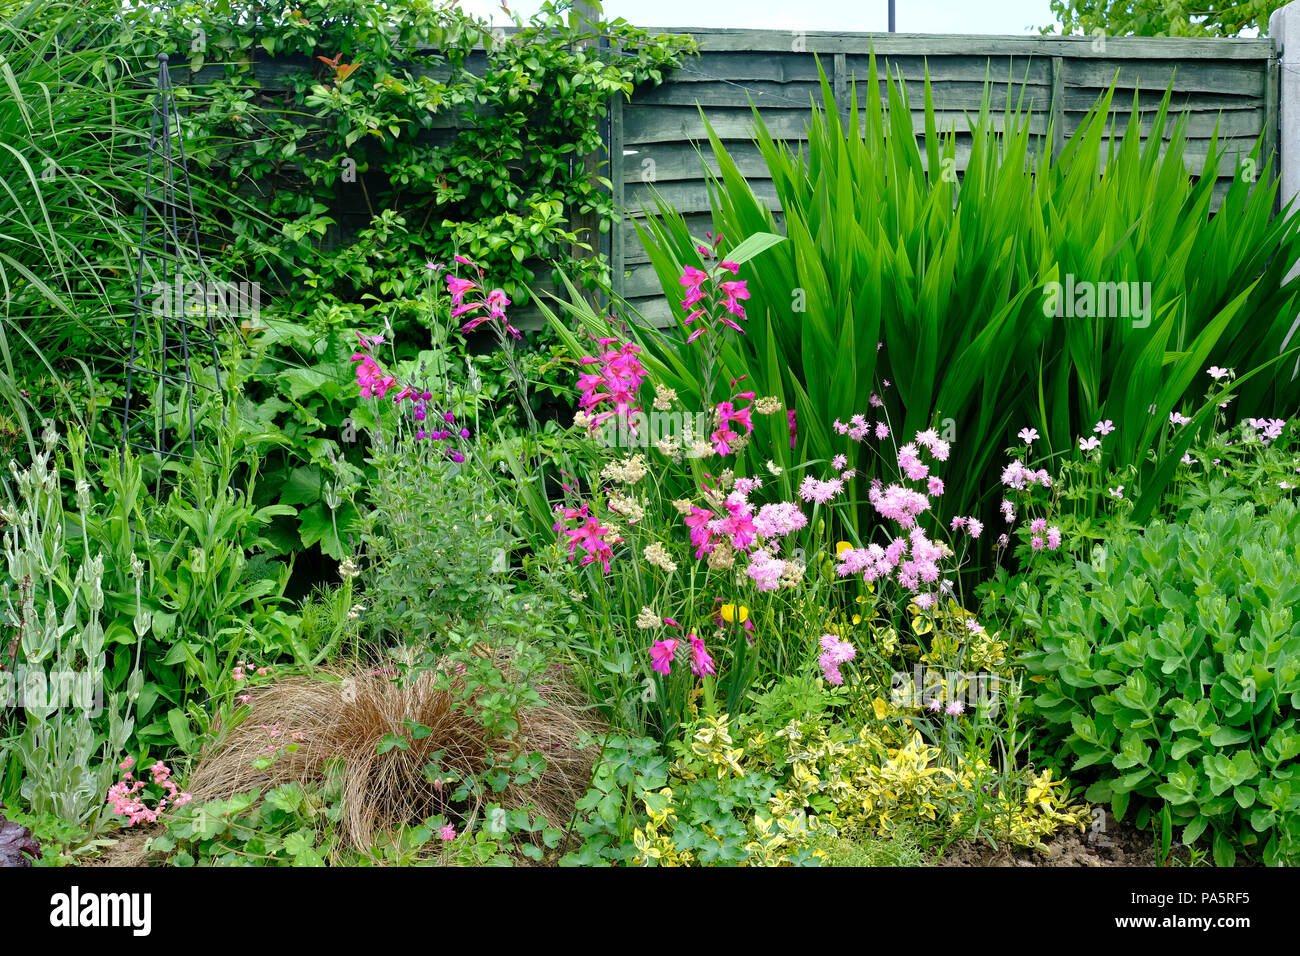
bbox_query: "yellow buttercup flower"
[720,603,748,624]
[835,541,853,557]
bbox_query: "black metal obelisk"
[121,52,224,468]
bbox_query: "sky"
[456,0,1064,34]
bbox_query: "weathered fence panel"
[610,30,1278,328]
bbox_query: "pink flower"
[798,476,844,505]
[1079,436,1101,452]
[684,506,715,557]
[554,504,617,573]
[576,339,646,432]
[746,550,786,592]
[718,279,750,320]
[818,634,856,685]
[351,354,397,399]
[868,483,929,527]
[679,266,708,311]
[650,638,679,675]
[945,700,965,716]
[446,275,478,307]
[710,498,758,552]
[688,634,716,677]
[440,824,457,841]
[711,399,754,455]
[753,501,807,539]
[1094,419,1115,435]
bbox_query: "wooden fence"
[608,30,1279,327]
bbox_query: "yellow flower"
[720,603,748,624]
[835,541,853,557]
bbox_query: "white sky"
[457,0,1063,34]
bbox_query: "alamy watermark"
[890,663,1008,717]
[1,659,105,718]
[1042,273,1151,328]
[149,277,261,322]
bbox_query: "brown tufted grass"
[182,658,600,857]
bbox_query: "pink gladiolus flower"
[650,638,679,675]
[446,275,478,306]
[684,506,715,557]
[351,354,397,399]
[688,634,716,677]
[576,339,646,432]
[718,279,750,320]
[710,498,758,552]
[554,506,617,573]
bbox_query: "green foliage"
[79,0,691,558]
[1018,497,1300,865]
[155,781,341,867]
[0,412,303,781]
[1045,0,1287,38]
[810,827,927,867]
[564,718,824,866]
[356,435,516,645]
[630,58,1300,561]
[0,0,234,450]
[113,0,689,309]
[562,734,669,865]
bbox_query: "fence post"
[1269,2,1300,367]
[569,0,603,309]
[1270,3,1299,230]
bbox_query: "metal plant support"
[121,52,224,468]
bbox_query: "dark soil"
[936,811,1190,867]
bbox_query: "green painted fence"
[608,30,1279,328]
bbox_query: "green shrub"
[1018,498,1300,865]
